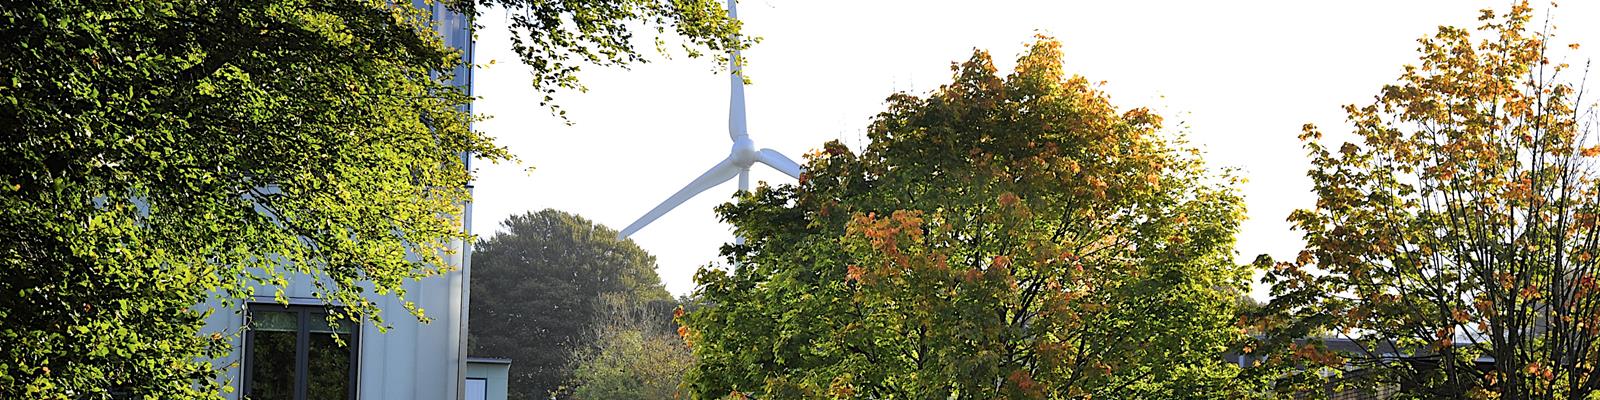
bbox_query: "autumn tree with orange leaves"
[1251,3,1600,399]
[679,37,1256,399]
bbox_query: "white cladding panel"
[202,261,466,400]
[201,3,474,399]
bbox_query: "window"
[464,378,487,400]
[243,305,358,400]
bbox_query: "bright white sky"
[469,1,1600,297]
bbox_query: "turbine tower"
[615,0,803,241]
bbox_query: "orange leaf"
[845,265,864,282]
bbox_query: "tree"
[456,0,750,113]
[1252,2,1600,398]
[679,37,1255,399]
[565,294,695,400]
[469,210,672,400]
[0,1,739,397]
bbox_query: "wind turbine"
[615,0,804,241]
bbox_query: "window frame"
[241,303,360,400]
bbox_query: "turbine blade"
[756,148,803,179]
[726,0,748,141]
[618,157,741,239]
[729,74,746,140]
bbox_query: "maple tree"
[1252,2,1600,398]
[679,37,1255,399]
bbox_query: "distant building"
[465,357,512,400]
[1227,337,1400,400]
[1227,337,1501,400]
[198,3,483,399]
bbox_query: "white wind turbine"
[615,0,804,241]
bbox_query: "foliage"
[455,0,751,114]
[469,210,672,400]
[1251,3,1600,398]
[566,294,694,400]
[680,36,1255,399]
[0,0,738,397]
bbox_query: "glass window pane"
[465,378,487,400]
[250,310,299,332]
[308,313,353,334]
[248,330,297,400]
[305,332,353,400]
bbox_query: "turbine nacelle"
[730,136,757,167]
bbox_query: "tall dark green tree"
[469,210,672,400]
[0,0,741,398]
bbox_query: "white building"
[199,3,488,399]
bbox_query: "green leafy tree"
[469,210,672,399]
[680,37,1255,399]
[1252,3,1600,398]
[566,294,694,400]
[0,0,740,398]
[456,0,750,113]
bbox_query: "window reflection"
[307,317,353,400]
[248,318,295,400]
[245,306,357,400]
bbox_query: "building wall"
[201,263,467,400]
[200,3,475,399]
[465,358,511,400]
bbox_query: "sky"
[468,0,1600,297]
